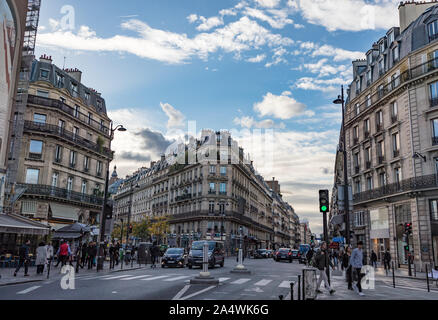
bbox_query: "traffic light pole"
[323,209,330,284]
[406,233,412,277]
[340,86,351,246]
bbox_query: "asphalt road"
[0,257,304,300]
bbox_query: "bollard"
[302,270,306,300]
[297,275,301,301]
[279,295,284,300]
[47,257,52,279]
[414,263,416,278]
[426,264,430,293]
[290,282,294,301]
[392,261,395,288]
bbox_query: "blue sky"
[34,0,404,234]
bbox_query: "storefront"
[394,203,413,265]
[369,207,390,264]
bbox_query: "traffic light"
[404,223,412,234]
[104,203,113,220]
[404,245,409,251]
[129,225,133,234]
[319,189,329,213]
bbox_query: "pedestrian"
[46,241,54,266]
[370,250,378,269]
[150,243,159,268]
[87,242,97,269]
[333,250,339,270]
[80,242,88,268]
[350,241,365,296]
[14,240,31,277]
[55,240,71,268]
[115,242,120,265]
[383,249,391,275]
[314,242,335,295]
[36,242,47,275]
[306,247,314,266]
[109,241,115,269]
[343,246,353,290]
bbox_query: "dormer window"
[367,54,372,65]
[84,91,90,101]
[366,70,371,85]
[40,69,49,79]
[428,20,438,41]
[379,59,384,75]
[56,73,64,88]
[71,82,79,98]
[379,41,385,53]
[392,46,399,64]
[356,79,360,94]
[388,31,394,44]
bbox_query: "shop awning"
[52,232,82,240]
[50,203,78,221]
[0,213,49,235]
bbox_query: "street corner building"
[113,129,302,253]
[331,1,438,271]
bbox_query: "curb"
[0,279,43,287]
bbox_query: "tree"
[133,218,151,241]
[111,222,123,241]
[149,215,170,244]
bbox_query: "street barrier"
[290,281,294,301]
[297,275,301,301]
[302,268,317,300]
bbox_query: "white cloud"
[37,17,294,64]
[265,46,288,67]
[196,16,224,31]
[254,0,281,8]
[303,58,348,77]
[160,102,185,129]
[187,14,198,23]
[311,44,365,62]
[233,116,285,128]
[295,77,346,93]
[247,54,267,63]
[243,7,293,29]
[253,91,308,119]
[292,0,400,32]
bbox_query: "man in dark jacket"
[383,249,391,275]
[150,244,160,268]
[109,241,115,269]
[370,250,378,268]
[306,247,314,266]
[87,242,97,269]
[14,240,31,277]
[315,242,335,295]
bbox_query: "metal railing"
[27,94,109,135]
[353,173,438,203]
[24,121,112,158]
[16,183,103,206]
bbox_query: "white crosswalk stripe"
[231,278,251,284]
[163,276,191,281]
[141,275,171,281]
[101,274,133,280]
[120,275,152,280]
[218,277,230,282]
[254,279,272,286]
[17,286,41,294]
[278,281,292,288]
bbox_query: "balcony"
[364,131,370,139]
[365,161,371,169]
[378,156,385,164]
[24,121,112,158]
[393,150,400,158]
[175,194,192,202]
[16,183,103,206]
[28,152,42,160]
[27,95,109,135]
[433,137,438,146]
[353,137,359,145]
[431,97,438,108]
[429,33,438,42]
[353,173,438,203]
[354,166,360,174]
[208,190,216,195]
[391,115,398,124]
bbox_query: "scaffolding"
[22,0,41,56]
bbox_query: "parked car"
[161,248,186,268]
[187,241,225,269]
[290,249,300,261]
[254,249,269,259]
[266,250,273,258]
[274,248,293,263]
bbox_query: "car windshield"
[166,249,183,255]
[257,249,266,253]
[191,241,216,250]
[279,249,289,253]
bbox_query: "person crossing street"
[14,240,31,277]
[314,242,335,295]
[350,241,365,296]
[383,249,391,275]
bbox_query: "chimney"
[161,154,165,162]
[399,1,437,33]
[39,54,52,64]
[150,161,156,168]
[64,67,82,83]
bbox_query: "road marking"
[231,278,251,284]
[101,274,133,280]
[254,279,272,286]
[163,276,191,281]
[141,275,170,281]
[279,281,291,288]
[382,285,438,293]
[180,285,216,300]
[17,286,41,295]
[120,275,152,280]
[218,277,230,282]
[172,284,191,300]
[79,275,119,280]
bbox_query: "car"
[161,248,186,268]
[266,250,273,258]
[187,240,225,269]
[254,249,269,259]
[274,248,294,263]
[291,249,300,261]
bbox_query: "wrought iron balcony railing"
[353,173,438,203]
[24,121,112,158]
[17,183,103,206]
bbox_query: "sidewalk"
[0,261,145,286]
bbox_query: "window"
[40,69,49,79]
[71,82,79,97]
[220,166,226,176]
[392,74,400,89]
[366,176,373,190]
[84,92,90,101]
[355,103,360,116]
[97,161,103,176]
[392,46,399,63]
[376,110,383,129]
[392,132,400,154]
[33,113,46,124]
[100,120,105,131]
[209,201,215,213]
[380,40,385,53]
[25,169,39,184]
[391,101,398,118]
[97,100,102,109]
[356,79,360,93]
[394,167,401,184]
[51,172,58,187]
[74,105,80,118]
[355,211,365,227]
[84,156,90,171]
[209,182,216,193]
[430,200,438,221]
[220,183,227,194]
[428,20,438,40]
[388,31,394,44]
[379,172,386,187]
[365,147,371,165]
[56,73,64,87]
[36,90,49,98]
[379,59,384,74]
[55,145,62,162]
[67,177,73,192]
[353,152,360,168]
[367,54,372,65]
[377,140,385,158]
[430,81,438,106]
[69,151,77,167]
[353,126,359,140]
[366,94,371,107]
[209,165,216,174]
[366,70,371,84]
[58,120,65,134]
[73,127,79,139]
[88,112,92,125]
[81,180,87,194]
[364,118,370,136]
[29,140,43,154]
[354,179,361,194]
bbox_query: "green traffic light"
[321,205,327,212]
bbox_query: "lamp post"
[96,123,126,271]
[125,181,139,264]
[333,86,350,246]
[217,201,229,247]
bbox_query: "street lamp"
[97,123,126,271]
[126,182,140,249]
[216,201,229,242]
[333,86,350,246]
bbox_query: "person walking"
[343,246,353,290]
[314,242,335,295]
[36,242,47,275]
[87,242,97,269]
[14,240,31,277]
[306,247,314,266]
[350,241,365,296]
[55,240,71,268]
[115,242,120,265]
[370,250,378,269]
[109,241,115,269]
[150,243,159,268]
[46,242,54,268]
[383,249,391,275]
[80,242,88,268]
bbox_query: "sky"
[33,0,407,235]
